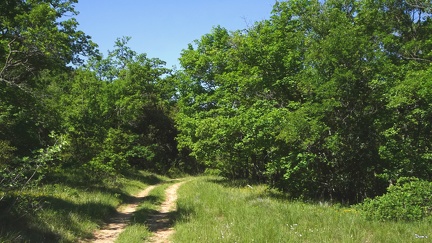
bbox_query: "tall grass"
[173,177,431,243]
[0,170,167,242]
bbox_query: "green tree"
[59,37,182,176]
[0,0,96,207]
[0,0,96,165]
[176,0,432,203]
[0,0,96,89]
[380,67,432,181]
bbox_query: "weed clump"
[358,177,432,221]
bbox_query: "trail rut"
[146,181,186,243]
[86,180,186,243]
[89,185,156,243]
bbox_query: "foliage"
[39,36,187,178]
[0,140,15,167]
[0,0,190,231]
[358,177,432,221]
[75,38,182,175]
[0,132,67,205]
[0,0,96,89]
[175,0,432,203]
[379,67,432,181]
[0,0,96,208]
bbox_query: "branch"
[0,77,34,94]
[402,55,432,62]
[0,38,39,94]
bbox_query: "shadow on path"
[89,185,156,243]
[144,181,187,243]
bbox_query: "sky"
[73,0,276,69]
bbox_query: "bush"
[358,177,432,221]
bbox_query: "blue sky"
[74,0,276,68]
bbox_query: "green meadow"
[171,177,431,243]
[1,175,431,242]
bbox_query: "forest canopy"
[175,0,432,202]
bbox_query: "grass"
[0,170,167,242]
[172,177,432,243]
[2,174,431,242]
[115,180,176,243]
[114,224,150,243]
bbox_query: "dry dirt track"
[146,181,187,243]
[87,180,186,243]
[89,185,156,243]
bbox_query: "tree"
[0,0,96,164]
[0,0,97,208]
[176,0,432,203]
[380,67,432,181]
[0,0,96,89]
[57,37,183,176]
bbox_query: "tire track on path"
[89,185,157,243]
[146,180,187,243]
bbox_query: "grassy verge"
[115,181,175,243]
[0,170,167,242]
[173,177,431,243]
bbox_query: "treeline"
[1,0,431,205]
[176,0,432,203]
[0,0,198,202]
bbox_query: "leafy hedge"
[358,177,432,221]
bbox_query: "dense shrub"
[358,177,432,221]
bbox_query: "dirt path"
[146,181,187,243]
[86,180,187,243]
[89,185,157,243]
